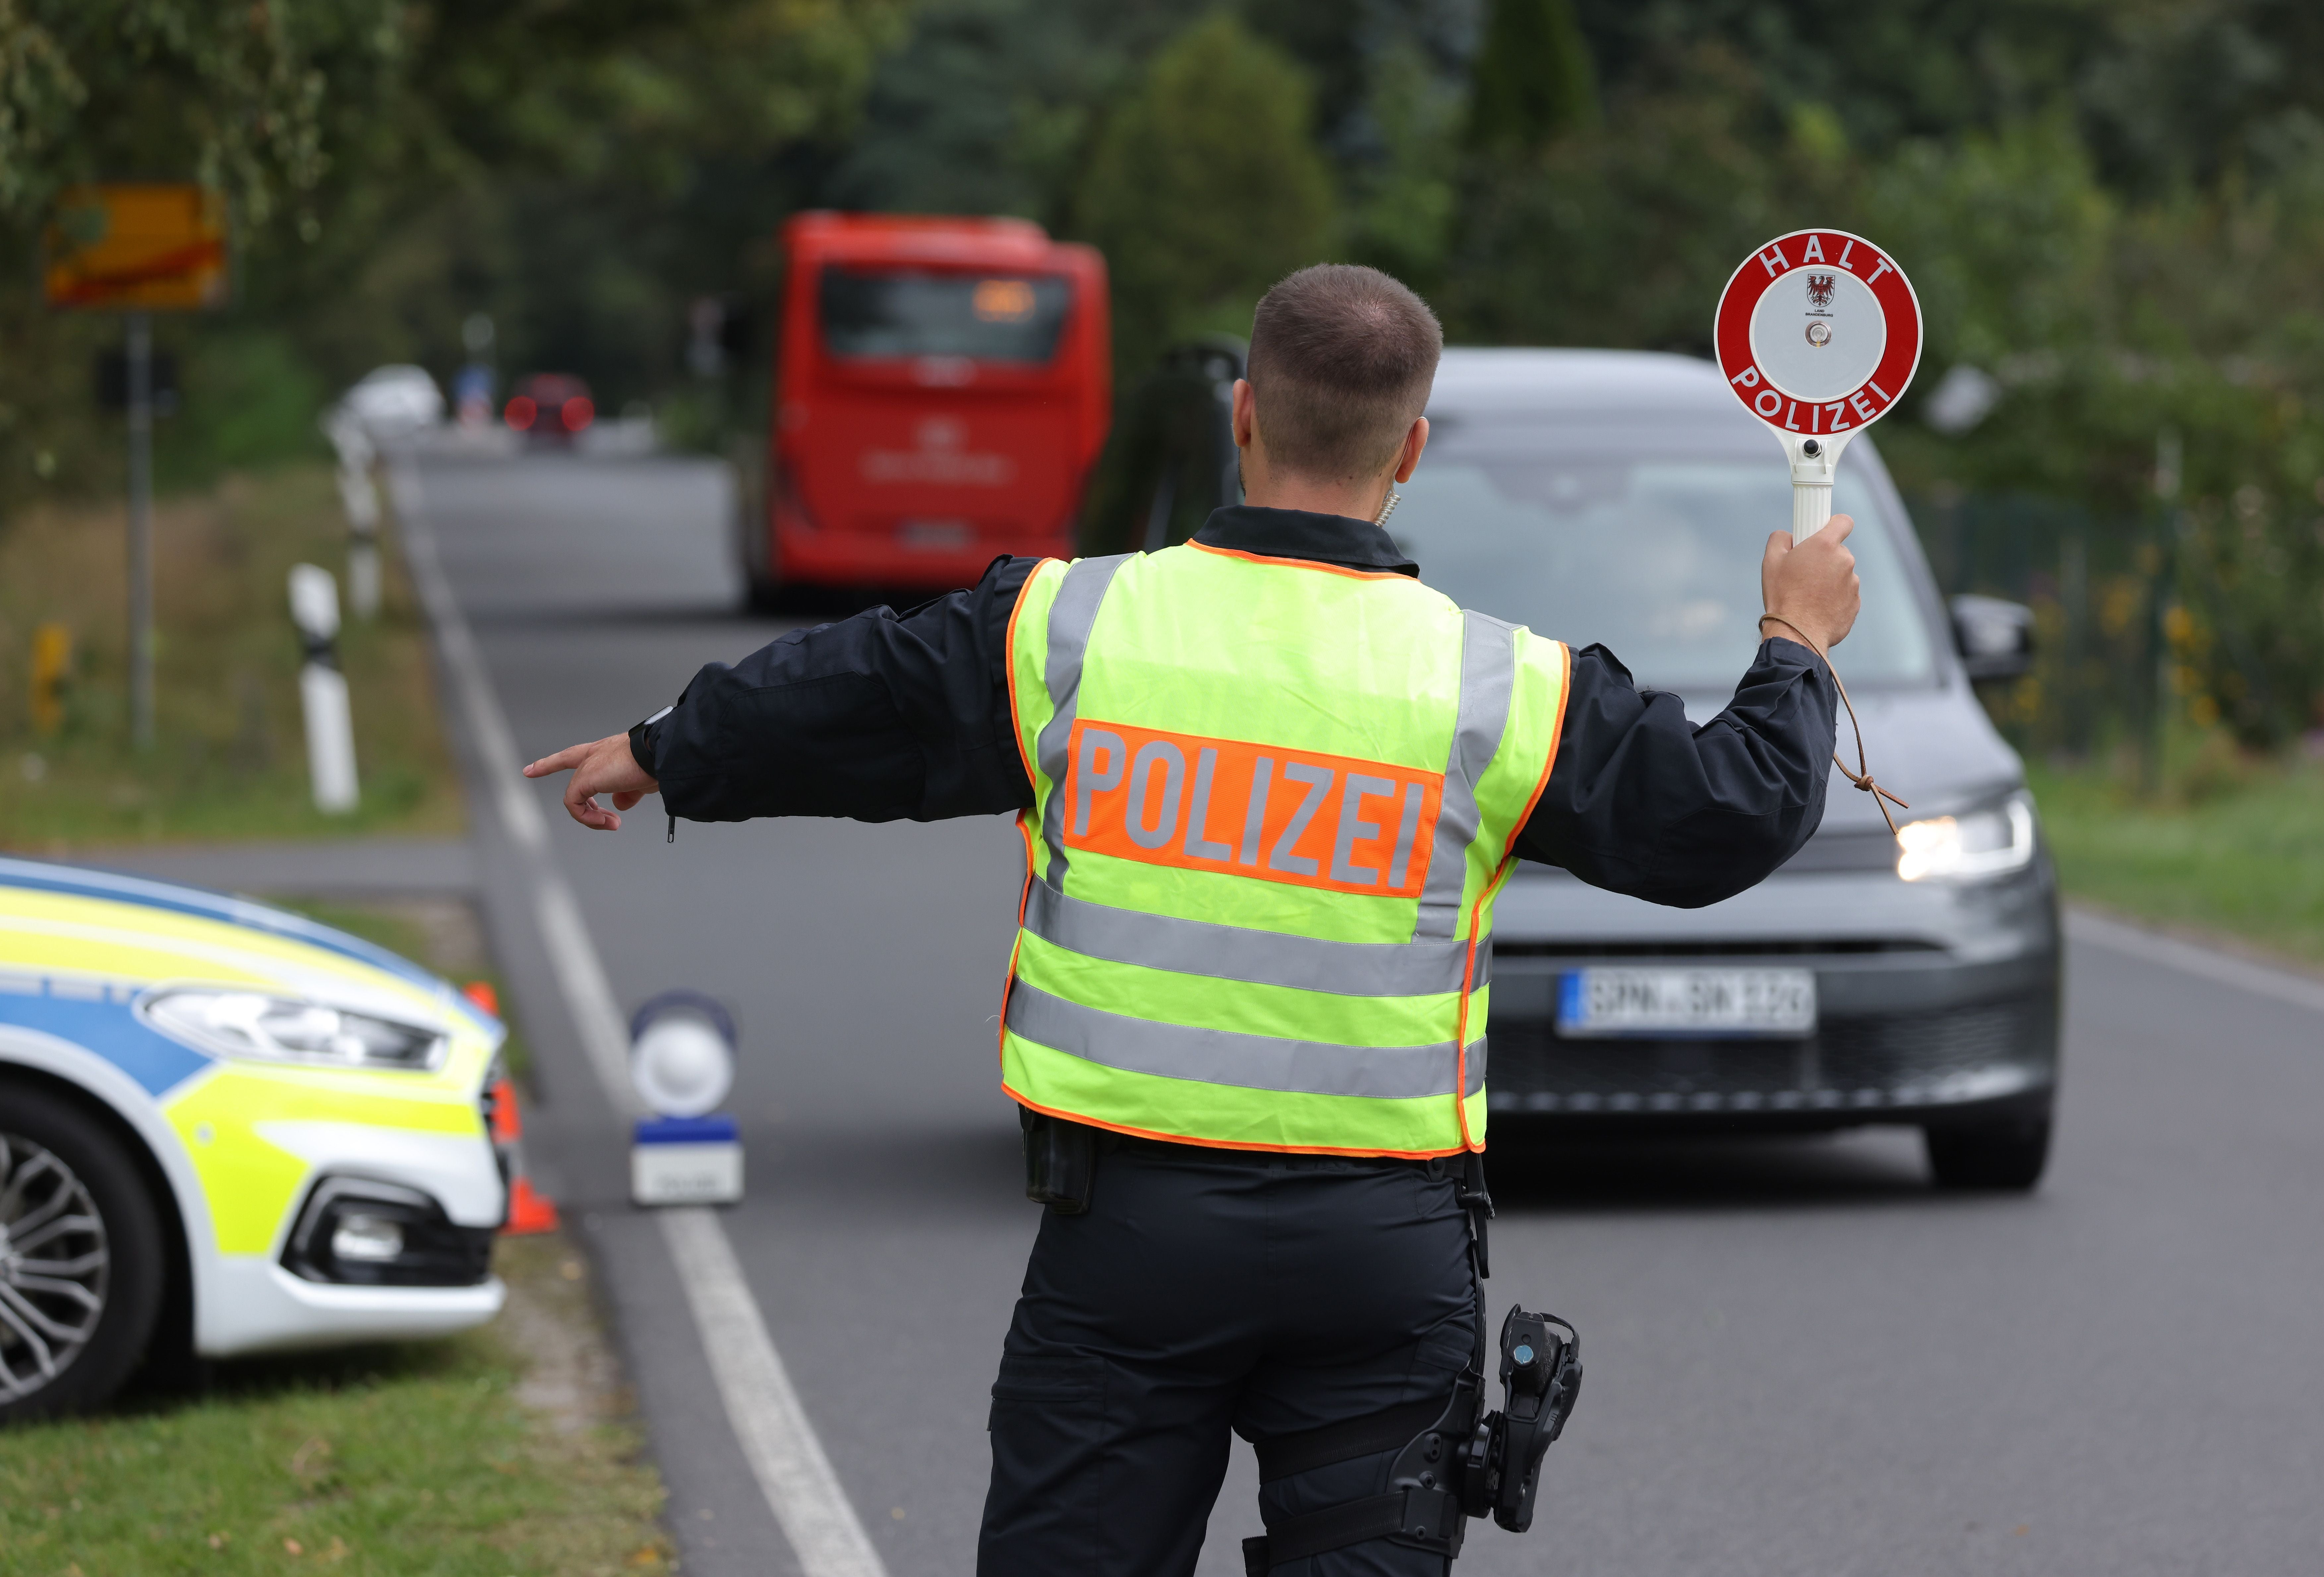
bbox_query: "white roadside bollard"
[324,410,383,620]
[339,463,382,620]
[628,992,745,1206]
[288,564,360,814]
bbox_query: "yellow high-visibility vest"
[999,539,1570,1157]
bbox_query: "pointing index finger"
[523,742,593,778]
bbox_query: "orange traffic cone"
[466,980,561,1235]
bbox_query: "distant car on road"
[505,373,594,447]
[0,859,508,1421]
[339,364,444,441]
[1393,349,2059,1189]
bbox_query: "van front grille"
[1486,993,2056,1115]
[1491,938,1944,959]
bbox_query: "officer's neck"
[1239,460,1394,526]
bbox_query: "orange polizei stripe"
[1000,1086,1467,1160]
[1062,718,1443,898]
[1187,539,1411,581]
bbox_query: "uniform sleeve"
[1513,639,1839,907]
[634,556,1039,824]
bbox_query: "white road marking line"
[389,457,891,1577]
[661,1208,891,1577]
[2065,906,2324,1017]
[391,462,636,1111]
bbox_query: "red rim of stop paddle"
[1713,229,1922,440]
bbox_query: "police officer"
[528,264,1859,1574]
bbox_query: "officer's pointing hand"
[1760,513,1861,652]
[524,734,658,831]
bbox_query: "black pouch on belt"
[1020,1108,1095,1214]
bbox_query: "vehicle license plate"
[1556,968,1816,1038]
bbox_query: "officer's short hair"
[1247,264,1443,483]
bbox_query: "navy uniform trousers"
[977,1137,1478,1576]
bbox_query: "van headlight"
[141,989,448,1072]
[1895,792,2037,882]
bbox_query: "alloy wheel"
[0,1130,111,1404]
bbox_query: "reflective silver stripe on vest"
[1007,981,1489,1101]
[1024,879,1490,997]
[1412,610,1521,940]
[1033,555,1132,889]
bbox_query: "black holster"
[1020,1108,1096,1214]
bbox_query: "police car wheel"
[0,1081,166,1422]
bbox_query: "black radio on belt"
[1243,1304,1582,1571]
[1482,1305,1582,1531]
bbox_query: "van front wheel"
[1923,1115,2052,1192]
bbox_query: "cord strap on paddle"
[1758,614,1909,838]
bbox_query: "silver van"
[1399,350,2059,1190]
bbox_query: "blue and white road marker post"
[628,991,745,1206]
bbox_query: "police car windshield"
[1389,429,1937,690]
[819,268,1072,363]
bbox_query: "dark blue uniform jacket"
[631,506,1839,909]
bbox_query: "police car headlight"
[142,989,448,1072]
[1896,792,2036,882]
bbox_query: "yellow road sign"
[43,184,229,311]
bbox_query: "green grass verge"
[0,463,463,851]
[0,1237,670,1576]
[2027,756,2324,967]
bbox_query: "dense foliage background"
[9,0,2324,758]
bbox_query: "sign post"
[1713,230,1922,540]
[43,185,230,749]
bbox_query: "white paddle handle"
[1784,432,1849,541]
[1792,478,1833,540]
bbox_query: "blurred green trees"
[1465,0,1596,154]
[0,0,908,490]
[13,0,2324,753]
[1073,14,1336,375]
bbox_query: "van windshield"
[1390,430,1937,690]
[818,268,1072,363]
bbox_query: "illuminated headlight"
[142,989,448,1072]
[1896,792,2037,882]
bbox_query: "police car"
[0,857,507,1421]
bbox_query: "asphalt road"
[419,450,2324,1577]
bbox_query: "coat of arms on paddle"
[1713,229,1922,540]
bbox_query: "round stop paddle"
[1713,230,1923,539]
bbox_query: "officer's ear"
[1230,378,1259,453]
[1392,415,1431,484]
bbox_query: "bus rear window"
[818,269,1073,363]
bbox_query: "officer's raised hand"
[524,733,656,830]
[1760,513,1861,652]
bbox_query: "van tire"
[0,1080,166,1422]
[1923,1115,2051,1192]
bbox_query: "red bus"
[741,212,1111,603]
